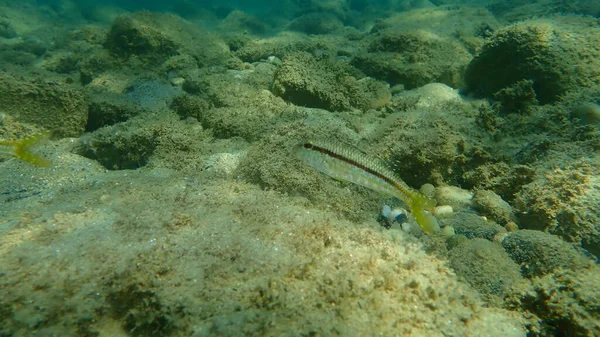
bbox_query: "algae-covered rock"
[473,189,516,225]
[272,52,350,111]
[202,90,289,141]
[288,12,344,35]
[183,63,277,107]
[273,52,390,111]
[372,111,473,187]
[85,91,144,131]
[0,71,87,137]
[492,79,539,114]
[85,79,183,132]
[234,32,344,63]
[369,6,500,42]
[571,102,600,126]
[501,230,594,278]
[161,54,199,75]
[0,170,529,336]
[514,267,600,337]
[218,10,268,35]
[170,94,212,122]
[465,16,600,104]
[0,18,17,38]
[351,30,472,89]
[105,14,178,61]
[105,11,229,66]
[514,160,600,258]
[448,238,524,303]
[488,0,600,22]
[77,112,211,172]
[444,212,506,241]
[461,162,536,203]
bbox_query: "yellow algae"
[0,132,51,167]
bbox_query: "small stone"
[433,205,453,218]
[435,186,473,211]
[420,183,436,198]
[170,77,185,86]
[473,190,515,225]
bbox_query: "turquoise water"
[0,1,599,336]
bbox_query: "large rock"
[273,52,390,111]
[514,160,600,258]
[0,71,87,137]
[105,11,229,66]
[465,16,600,104]
[501,230,593,278]
[352,30,472,89]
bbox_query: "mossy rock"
[218,10,268,35]
[465,16,600,104]
[501,230,593,278]
[105,14,179,62]
[105,11,229,67]
[234,32,342,63]
[0,19,17,38]
[0,71,87,137]
[448,238,524,303]
[288,12,344,35]
[273,52,389,111]
[351,31,472,89]
[85,90,145,132]
[514,160,600,258]
[516,267,600,337]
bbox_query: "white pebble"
[381,205,392,218]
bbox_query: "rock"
[516,267,600,336]
[501,230,593,278]
[514,161,600,258]
[351,30,472,89]
[0,19,17,38]
[219,10,267,35]
[444,212,506,241]
[104,12,229,66]
[448,238,524,303]
[272,52,389,111]
[473,189,516,225]
[0,72,87,137]
[234,32,337,63]
[105,14,178,61]
[465,16,600,104]
[435,186,474,212]
[571,102,600,125]
[288,12,344,35]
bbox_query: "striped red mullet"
[294,140,440,234]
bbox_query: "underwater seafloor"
[1,0,599,336]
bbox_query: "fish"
[294,139,440,234]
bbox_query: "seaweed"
[0,132,52,167]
